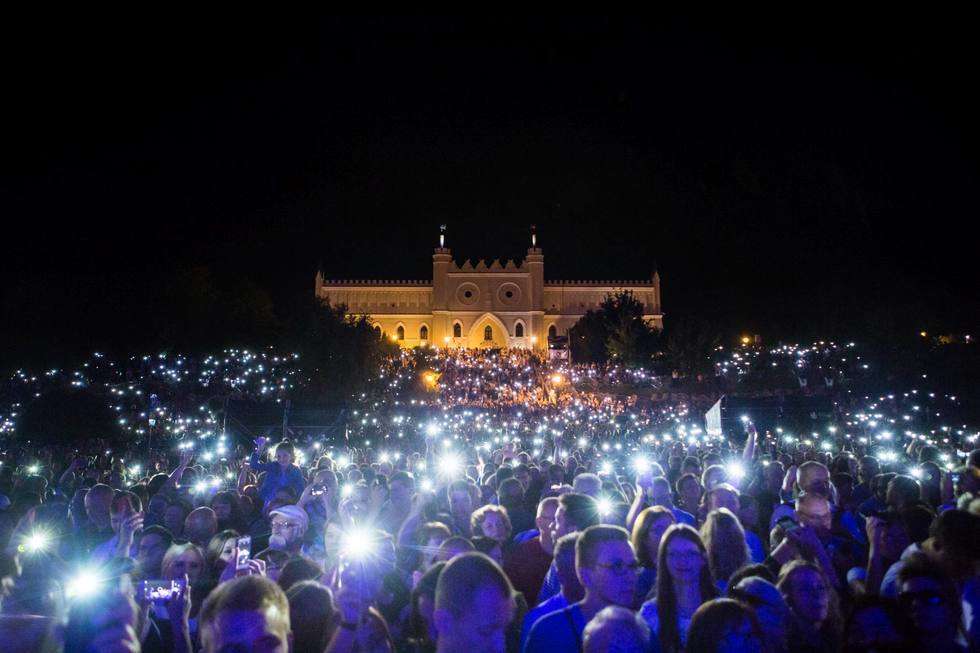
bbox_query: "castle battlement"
[314,232,662,349]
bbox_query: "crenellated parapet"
[320,279,433,286]
[545,279,655,286]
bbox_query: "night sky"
[2,15,977,368]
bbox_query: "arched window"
[420,325,429,340]
[515,322,524,337]
[374,325,382,337]
[396,325,405,341]
[484,325,493,341]
[453,322,462,338]
[548,325,557,338]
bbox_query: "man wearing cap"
[265,505,309,557]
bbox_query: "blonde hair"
[161,542,205,580]
[700,508,750,588]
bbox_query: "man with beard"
[264,505,309,557]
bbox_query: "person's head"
[471,505,512,544]
[210,490,242,526]
[573,472,602,498]
[200,575,292,653]
[286,581,335,653]
[437,536,475,562]
[184,506,218,547]
[843,595,906,650]
[162,542,205,583]
[448,480,474,519]
[582,605,651,653]
[471,536,504,566]
[886,475,921,510]
[576,525,638,609]
[389,471,414,507]
[164,502,188,536]
[434,552,515,653]
[553,533,584,602]
[777,561,834,628]
[274,441,295,469]
[109,491,142,534]
[795,493,833,537]
[135,525,173,579]
[496,477,523,507]
[534,497,559,550]
[686,598,763,653]
[700,508,749,588]
[278,556,325,592]
[929,508,980,579]
[705,483,740,514]
[269,505,309,552]
[676,473,702,508]
[796,461,831,499]
[205,529,240,575]
[84,483,113,528]
[419,522,452,570]
[858,456,880,484]
[897,552,964,640]
[702,465,727,491]
[649,477,674,508]
[552,492,600,542]
[631,506,675,569]
[729,576,791,646]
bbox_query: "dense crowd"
[1,343,979,652]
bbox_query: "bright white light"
[438,453,462,477]
[740,415,750,423]
[340,528,376,559]
[341,484,355,498]
[335,456,349,468]
[909,467,923,479]
[632,457,651,474]
[425,423,441,438]
[420,478,434,492]
[597,497,614,517]
[725,461,746,482]
[66,569,102,599]
[600,460,613,475]
[22,530,50,554]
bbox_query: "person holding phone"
[249,437,305,509]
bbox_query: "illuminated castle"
[314,227,662,349]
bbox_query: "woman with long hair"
[210,490,247,533]
[630,506,676,604]
[701,508,750,592]
[777,560,843,653]
[641,524,718,653]
[204,529,240,580]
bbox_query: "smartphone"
[236,535,252,571]
[141,579,184,602]
[777,516,801,534]
[311,484,327,497]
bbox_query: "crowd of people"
[1,342,979,652]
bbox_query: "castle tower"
[525,227,545,347]
[431,225,454,343]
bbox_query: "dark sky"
[2,15,978,367]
